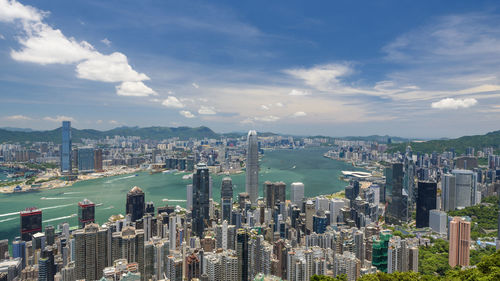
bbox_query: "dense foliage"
[419,239,450,276]
[388,130,500,154]
[448,196,499,240]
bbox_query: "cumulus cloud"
[2,0,154,97]
[260,105,270,110]
[4,114,31,120]
[254,115,280,122]
[109,120,119,125]
[76,53,150,82]
[192,82,200,89]
[0,0,46,22]
[292,111,307,117]
[43,115,75,122]
[198,106,216,115]
[101,38,111,46]
[179,110,195,118]
[0,33,4,40]
[288,89,311,96]
[116,81,156,97]
[285,64,353,91]
[431,98,478,109]
[275,102,284,107]
[162,96,184,108]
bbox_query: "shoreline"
[0,166,142,194]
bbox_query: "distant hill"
[0,127,34,132]
[341,135,410,143]
[0,126,219,143]
[388,130,500,154]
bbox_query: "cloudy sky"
[1,0,500,138]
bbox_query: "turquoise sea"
[0,147,365,243]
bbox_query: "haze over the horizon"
[1,0,500,138]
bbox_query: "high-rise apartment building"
[192,163,210,238]
[73,223,109,280]
[416,181,437,228]
[126,186,145,222]
[245,130,259,205]
[441,174,457,211]
[449,217,471,267]
[60,121,72,174]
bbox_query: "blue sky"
[1,0,500,138]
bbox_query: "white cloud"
[101,38,111,46]
[96,120,103,124]
[162,96,184,108]
[4,114,31,120]
[275,102,284,107]
[0,33,4,40]
[292,111,307,117]
[109,120,118,125]
[288,89,311,96]
[260,105,270,110]
[198,106,216,115]
[431,98,478,109]
[0,0,46,23]
[116,81,156,97]
[192,82,200,89]
[285,64,353,91]
[11,22,95,64]
[2,0,154,97]
[43,115,75,122]
[76,52,150,83]
[254,115,280,122]
[179,110,195,118]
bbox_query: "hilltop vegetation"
[388,130,500,154]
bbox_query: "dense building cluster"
[1,124,499,281]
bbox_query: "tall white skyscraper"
[246,130,259,205]
[291,182,305,206]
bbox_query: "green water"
[0,148,364,243]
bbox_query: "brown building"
[94,149,103,172]
[449,217,471,267]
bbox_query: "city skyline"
[1,0,500,138]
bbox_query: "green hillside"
[0,126,219,143]
[388,130,500,154]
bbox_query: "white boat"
[182,174,193,180]
[162,169,178,174]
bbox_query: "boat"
[162,169,178,174]
[182,174,193,180]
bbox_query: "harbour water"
[0,147,366,243]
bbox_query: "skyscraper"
[126,186,145,222]
[290,182,305,206]
[237,229,249,281]
[77,147,95,173]
[264,181,286,208]
[441,174,457,211]
[385,163,406,224]
[452,170,478,208]
[78,199,95,228]
[94,149,103,172]
[74,223,110,280]
[416,181,437,228]
[449,217,471,267]
[221,177,234,223]
[192,163,210,238]
[20,207,42,241]
[245,130,259,205]
[60,121,72,174]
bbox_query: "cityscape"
[1,1,500,281]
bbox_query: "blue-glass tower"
[60,121,72,174]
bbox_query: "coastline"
[0,166,142,194]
